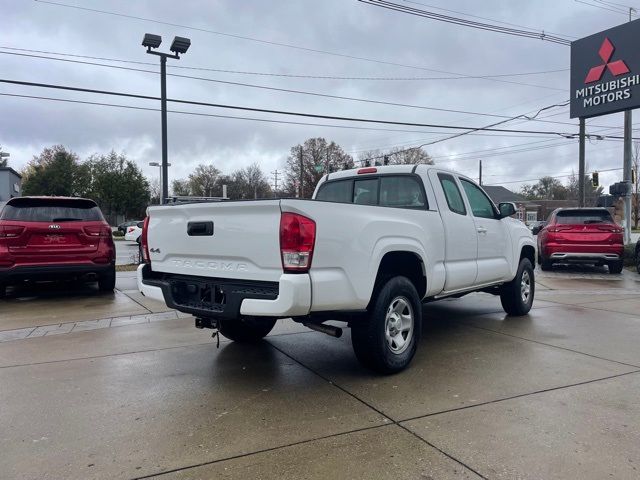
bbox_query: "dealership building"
[0,167,22,202]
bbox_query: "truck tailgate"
[147,200,283,282]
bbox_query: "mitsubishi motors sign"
[570,19,640,118]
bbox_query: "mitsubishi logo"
[585,37,630,84]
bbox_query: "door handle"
[476,227,488,234]
[187,221,214,236]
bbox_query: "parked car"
[635,236,640,274]
[124,222,143,242]
[529,220,546,234]
[138,164,536,373]
[0,196,116,297]
[536,208,624,274]
[117,220,141,234]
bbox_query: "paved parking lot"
[1,268,639,479]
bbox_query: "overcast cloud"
[0,0,636,191]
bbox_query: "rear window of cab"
[315,175,428,209]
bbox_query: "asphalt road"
[1,268,640,479]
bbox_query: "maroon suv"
[537,208,624,274]
[0,197,116,297]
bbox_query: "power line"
[0,50,567,119]
[0,46,569,82]
[485,167,623,186]
[0,91,572,138]
[0,78,581,136]
[401,0,575,39]
[575,0,639,16]
[359,0,572,45]
[32,0,567,91]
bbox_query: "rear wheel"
[218,316,277,343]
[608,260,623,274]
[351,276,422,374]
[539,257,552,271]
[98,265,116,292]
[500,258,535,316]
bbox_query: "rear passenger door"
[458,178,511,284]
[429,170,478,292]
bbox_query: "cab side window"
[460,179,496,219]
[379,176,426,208]
[438,173,466,215]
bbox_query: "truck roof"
[322,163,457,182]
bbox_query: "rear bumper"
[543,243,623,263]
[0,263,114,282]
[137,264,311,318]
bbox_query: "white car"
[138,164,536,373]
[124,222,143,242]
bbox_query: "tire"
[218,316,277,343]
[608,260,623,274]
[500,258,535,316]
[98,265,116,292]
[636,255,640,275]
[138,242,144,264]
[539,257,552,271]
[0,283,6,299]
[351,276,422,374]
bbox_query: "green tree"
[227,162,272,199]
[284,138,354,198]
[566,170,604,207]
[22,145,88,196]
[171,178,191,196]
[520,176,568,200]
[85,151,150,219]
[188,164,221,196]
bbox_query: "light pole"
[142,33,190,204]
[149,161,171,204]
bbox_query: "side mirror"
[498,202,516,218]
[532,226,541,235]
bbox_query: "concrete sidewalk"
[1,269,639,479]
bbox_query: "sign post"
[571,19,640,243]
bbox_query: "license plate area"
[170,279,226,313]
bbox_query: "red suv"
[537,208,624,274]
[0,197,116,297]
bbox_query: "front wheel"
[218,317,277,343]
[500,258,535,316]
[351,276,422,374]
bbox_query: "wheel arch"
[371,250,427,302]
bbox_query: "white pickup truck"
[138,164,536,373]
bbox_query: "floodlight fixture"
[0,152,9,158]
[170,36,191,55]
[142,33,162,49]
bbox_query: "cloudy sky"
[1,0,637,192]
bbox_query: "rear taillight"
[0,225,25,238]
[280,212,316,273]
[83,225,112,237]
[141,216,150,264]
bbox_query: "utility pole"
[579,118,585,207]
[298,146,304,198]
[271,170,279,197]
[479,160,482,186]
[143,34,191,204]
[622,7,635,244]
